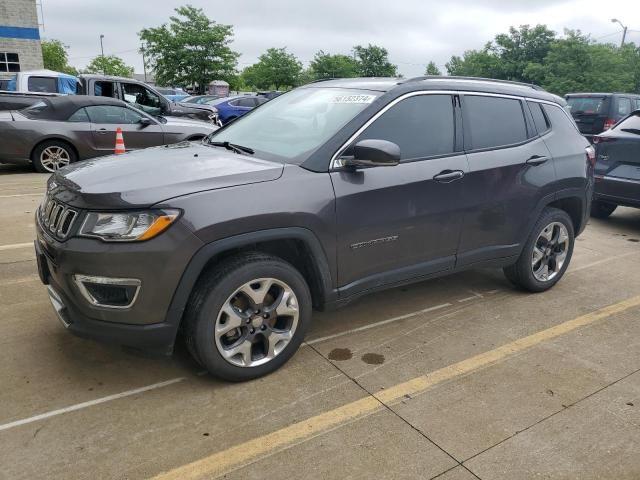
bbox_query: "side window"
[94,81,116,98]
[542,104,580,135]
[528,101,551,135]
[355,94,455,160]
[464,95,527,150]
[68,107,90,123]
[121,83,162,115]
[28,76,57,93]
[85,105,143,124]
[617,98,632,116]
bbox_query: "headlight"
[80,209,180,242]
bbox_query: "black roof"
[303,76,564,104]
[22,95,127,121]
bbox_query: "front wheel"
[184,253,312,381]
[590,200,617,219]
[504,208,575,292]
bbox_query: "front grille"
[39,197,78,240]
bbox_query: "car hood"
[161,115,218,129]
[51,142,284,209]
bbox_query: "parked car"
[35,77,593,381]
[257,91,283,100]
[0,96,217,172]
[566,93,640,142]
[0,74,220,124]
[210,95,269,124]
[156,87,190,102]
[0,69,80,94]
[181,95,222,104]
[590,109,640,218]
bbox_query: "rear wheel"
[590,200,617,219]
[31,140,77,173]
[504,208,574,292]
[184,253,312,381]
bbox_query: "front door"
[84,105,164,154]
[330,93,468,295]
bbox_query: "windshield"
[207,87,380,162]
[567,96,606,115]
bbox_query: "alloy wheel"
[531,222,569,282]
[214,278,299,368]
[40,146,71,172]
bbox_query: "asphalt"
[1,163,639,480]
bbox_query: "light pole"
[611,18,628,47]
[99,34,105,74]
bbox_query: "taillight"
[603,118,616,130]
[585,145,596,167]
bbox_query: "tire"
[503,207,575,293]
[31,140,78,173]
[590,200,617,219]
[183,252,312,381]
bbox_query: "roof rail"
[307,77,337,84]
[404,75,545,91]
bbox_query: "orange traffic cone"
[114,127,126,155]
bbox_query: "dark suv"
[35,77,594,381]
[566,93,640,142]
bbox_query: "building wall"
[0,0,44,75]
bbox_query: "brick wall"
[0,0,43,75]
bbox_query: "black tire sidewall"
[514,208,575,292]
[32,140,78,173]
[192,259,312,381]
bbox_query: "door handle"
[96,128,110,135]
[433,170,465,183]
[525,155,549,166]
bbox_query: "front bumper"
[594,175,640,208]
[35,213,203,355]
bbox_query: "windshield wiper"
[208,141,254,155]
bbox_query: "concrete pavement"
[1,165,639,479]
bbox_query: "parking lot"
[1,164,639,480]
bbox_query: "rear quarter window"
[528,101,551,135]
[28,76,57,93]
[542,103,581,135]
[464,95,528,150]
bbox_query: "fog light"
[72,275,141,309]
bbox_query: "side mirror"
[139,118,153,127]
[342,139,400,168]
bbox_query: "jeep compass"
[35,76,594,381]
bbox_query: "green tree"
[309,51,359,79]
[242,48,302,90]
[139,5,239,92]
[424,61,441,76]
[353,44,397,77]
[491,25,556,82]
[446,46,502,78]
[84,55,134,77]
[41,39,78,75]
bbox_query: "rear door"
[566,95,610,136]
[457,94,556,266]
[331,93,468,292]
[85,105,164,154]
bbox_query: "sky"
[39,0,640,78]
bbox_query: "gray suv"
[35,77,594,381]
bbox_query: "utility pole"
[141,44,147,83]
[611,18,628,47]
[99,34,105,74]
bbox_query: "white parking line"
[0,377,185,432]
[306,302,452,345]
[0,193,42,199]
[568,251,640,274]
[0,242,33,251]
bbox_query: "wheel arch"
[165,227,336,331]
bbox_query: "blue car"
[210,95,268,124]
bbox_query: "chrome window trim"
[330,89,545,169]
[72,274,142,310]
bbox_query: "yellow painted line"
[0,242,32,251]
[151,295,640,480]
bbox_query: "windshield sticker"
[332,94,376,104]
